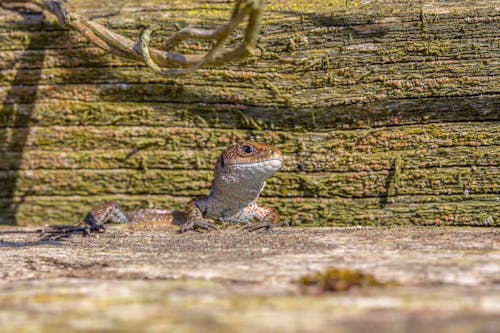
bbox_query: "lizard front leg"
[179,199,216,233]
[243,206,285,232]
[83,201,129,233]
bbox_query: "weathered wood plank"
[1,77,497,108]
[1,97,499,130]
[1,166,497,198]
[1,146,498,172]
[0,76,495,111]
[4,60,497,90]
[1,194,497,227]
[0,123,497,151]
[0,0,498,109]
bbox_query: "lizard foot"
[241,220,289,232]
[82,212,108,235]
[83,223,107,235]
[241,222,273,232]
[178,220,216,233]
[81,201,128,235]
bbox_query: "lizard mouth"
[230,158,282,171]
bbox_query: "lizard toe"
[242,222,273,232]
[278,221,290,227]
[179,220,216,233]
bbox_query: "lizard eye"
[242,145,254,154]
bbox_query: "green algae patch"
[298,268,386,294]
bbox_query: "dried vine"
[3,0,266,75]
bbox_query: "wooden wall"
[0,0,498,226]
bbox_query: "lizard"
[82,141,284,233]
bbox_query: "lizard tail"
[126,208,186,226]
[83,202,186,230]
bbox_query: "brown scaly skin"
[83,141,284,233]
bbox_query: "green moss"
[298,268,385,293]
[409,41,454,56]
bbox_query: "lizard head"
[215,141,283,182]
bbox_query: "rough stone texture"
[0,0,499,226]
[0,226,499,332]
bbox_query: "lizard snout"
[266,158,283,171]
[268,147,283,162]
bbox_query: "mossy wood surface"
[0,0,498,226]
[0,226,498,332]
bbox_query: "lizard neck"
[203,170,267,220]
[209,177,266,207]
